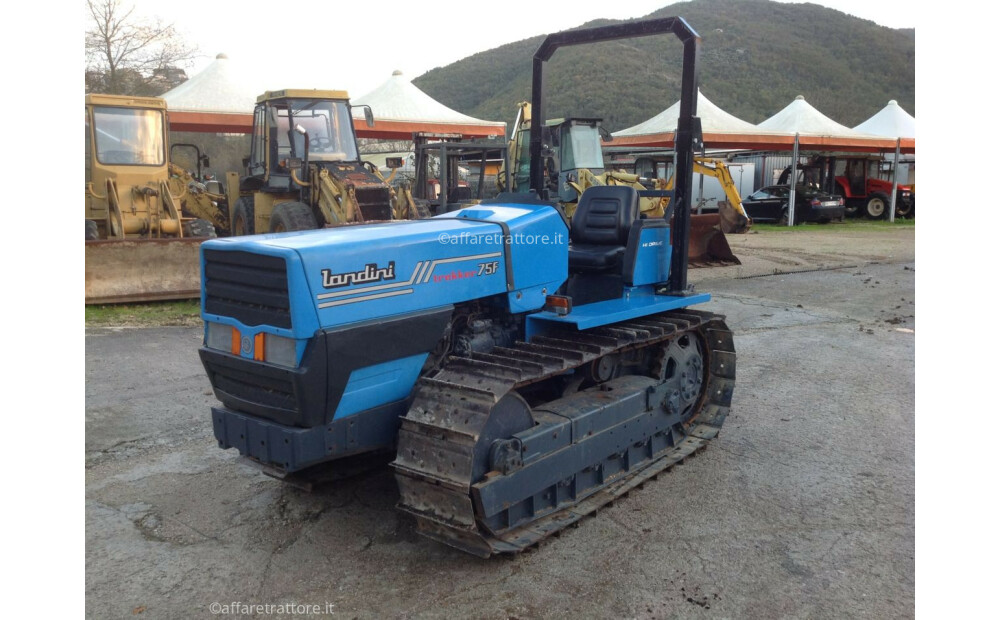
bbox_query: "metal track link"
[392,309,735,557]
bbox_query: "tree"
[85,0,197,95]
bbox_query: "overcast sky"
[124,0,916,100]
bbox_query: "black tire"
[232,197,255,236]
[894,193,914,219]
[778,208,789,226]
[183,218,217,238]
[844,200,861,218]
[413,198,433,219]
[85,220,99,240]
[865,193,889,219]
[269,201,318,233]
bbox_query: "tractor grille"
[203,249,291,328]
[211,360,296,413]
[356,186,393,221]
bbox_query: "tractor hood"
[201,202,569,338]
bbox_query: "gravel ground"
[86,224,915,619]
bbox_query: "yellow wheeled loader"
[224,89,402,235]
[85,94,218,303]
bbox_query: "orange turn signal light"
[253,333,266,361]
[544,295,572,316]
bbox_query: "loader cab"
[87,97,167,170]
[511,117,608,201]
[246,90,360,190]
[84,94,176,238]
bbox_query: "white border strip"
[317,288,414,309]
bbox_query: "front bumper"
[807,205,846,221]
[212,401,404,472]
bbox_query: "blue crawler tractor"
[198,17,736,556]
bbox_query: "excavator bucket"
[686,213,741,267]
[682,200,750,267]
[85,239,204,304]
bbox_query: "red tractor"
[836,157,913,219]
[780,156,914,220]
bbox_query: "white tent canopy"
[613,90,758,137]
[161,53,261,114]
[853,100,915,138]
[352,70,504,130]
[757,95,874,137]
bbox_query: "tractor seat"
[568,185,640,271]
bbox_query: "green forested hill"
[412,0,914,132]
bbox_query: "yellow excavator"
[502,101,749,265]
[224,89,406,234]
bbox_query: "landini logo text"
[321,261,396,289]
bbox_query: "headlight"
[263,333,297,367]
[206,321,234,352]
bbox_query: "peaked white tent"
[161,63,506,139]
[610,92,908,153]
[853,100,915,138]
[757,95,873,137]
[614,90,759,137]
[161,54,260,132]
[351,71,505,139]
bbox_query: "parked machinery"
[168,143,229,236]
[85,94,216,303]
[779,155,914,219]
[502,102,746,265]
[398,133,508,216]
[199,17,736,556]
[224,89,400,235]
[85,94,216,240]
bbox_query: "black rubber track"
[392,308,736,557]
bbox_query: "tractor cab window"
[560,123,603,171]
[271,99,358,164]
[92,106,165,166]
[847,159,867,195]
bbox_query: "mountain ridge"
[412,0,915,132]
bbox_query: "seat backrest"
[570,185,640,245]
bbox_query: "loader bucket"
[685,213,741,267]
[85,238,204,304]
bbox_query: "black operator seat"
[567,185,640,271]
